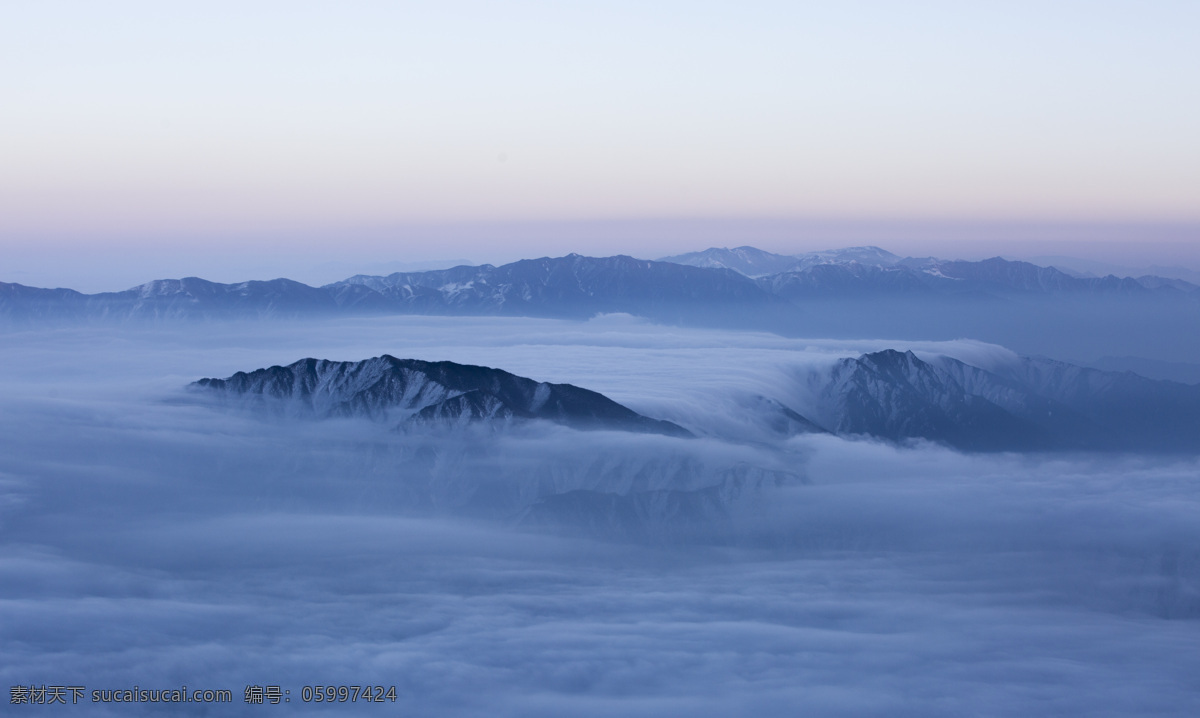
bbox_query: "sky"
[2,1,1199,290]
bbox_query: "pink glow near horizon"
[1,2,1198,289]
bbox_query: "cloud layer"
[2,317,1198,716]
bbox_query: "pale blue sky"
[2,1,1198,289]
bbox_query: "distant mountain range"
[5,248,1199,375]
[191,355,691,437]
[659,245,908,278]
[660,245,1198,298]
[1018,255,1200,286]
[326,253,787,325]
[4,248,1195,324]
[1,254,785,327]
[0,277,342,321]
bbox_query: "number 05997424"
[301,685,397,703]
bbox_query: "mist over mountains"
[812,349,1200,452]
[4,312,1200,716]
[6,244,1198,458]
[193,347,1200,459]
[7,0,1200,709]
[4,247,1198,374]
[192,355,690,437]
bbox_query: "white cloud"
[1,317,1198,715]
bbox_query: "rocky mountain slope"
[191,355,692,437]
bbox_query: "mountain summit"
[807,349,1200,452]
[191,355,692,437]
[659,245,902,277]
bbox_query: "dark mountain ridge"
[325,253,790,326]
[191,355,692,437]
[188,348,1200,453]
[811,349,1200,452]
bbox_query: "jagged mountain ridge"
[813,349,1047,451]
[189,348,1200,453]
[656,246,814,277]
[3,252,1196,325]
[811,349,1200,452]
[191,355,692,437]
[659,245,902,278]
[326,253,789,324]
[6,252,1198,368]
[0,276,339,321]
[761,257,1195,300]
[660,246,1198,298]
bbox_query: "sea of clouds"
[1,315,1198,716]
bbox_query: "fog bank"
[2,317,1198,715]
